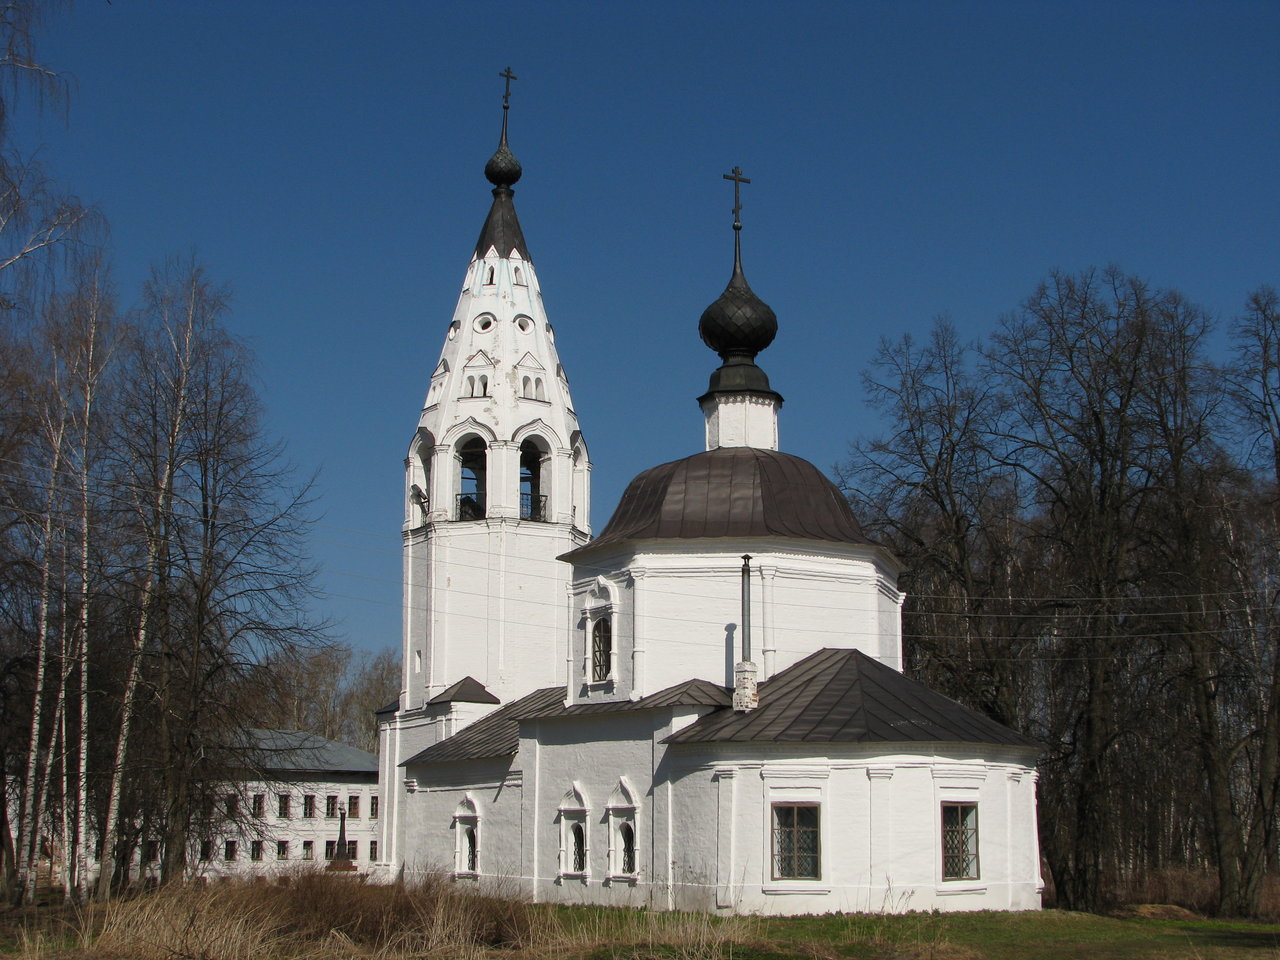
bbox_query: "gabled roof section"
[523,677,731,719]
[402,686,563,766]
[474,186,530,262]
[428,676,500,705]
[663,649,1040,749]
[244,729,379,774]
[374,698,399,718]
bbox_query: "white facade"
[377,108,1042,914]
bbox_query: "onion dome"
[484,137,522,188]
[561,448,872,561]
[698,168,781,400]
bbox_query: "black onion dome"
[561,448,872,561]
[484,141,522,187]
[699,259,778,359]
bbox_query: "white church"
[374,81,1043,914]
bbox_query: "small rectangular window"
[141,840,158,863]
[278,794,291,818]
[326,795,339,818]
[302,840,314,860]
[370,840,379,861]
[225,795,238,818]
[772,803,820,880]
[371,796,380,819]
[303,794,316,818]
[276,840,289,860]
[199,840,212,862]
[324,840,336,861]
[942,802,980,880]
[250,840,263,862]
[224,840,237,862]
[347,840,358,860]
[251,794,265,818]
[348,795,360,818]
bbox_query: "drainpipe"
[733,554,759,712]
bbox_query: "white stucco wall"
[568,539,903,704]
[396,705,1040,915]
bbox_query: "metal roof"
[663,649,1041,748]
[474,186,530,261]
[246,729,379,774]
[428,676,500,705]
[522,678,731,719]
[401,687,564,766]
[563,448,873,560]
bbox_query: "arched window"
[453,796,480,877]
[521,376,532,399]
[592,618,612,682]
[514,267,524,285]
[478,374,489,397]
[558,785,589,879]
[520,439,548,521]
[620,822,636,874]
[457,437,487,520]
[464,824,478,872]
[465,375,476,397]
[485,265,495,284]
[534,377,545,401]
[571,823,586,873]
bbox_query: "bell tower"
[393,69,591,741]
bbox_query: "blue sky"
[18,1,1279,654]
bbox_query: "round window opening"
[516,316,532,333]
[474,316,495,333]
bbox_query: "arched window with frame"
[453,796,480,877]
[519,438,549,521]
[457,437,487,520]
[558,784,589,879]
[592,617,612,682]
[606,778,639,880]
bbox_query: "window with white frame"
[941,802,979,880]
[558,784,589,878]
[606,778,638,879]
[771,803,820,880]
[453,796,480,876]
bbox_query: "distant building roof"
[664,648,1041,748]
[563,448,873,561]
[246,729,378,775]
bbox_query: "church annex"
[375,76,1043,914]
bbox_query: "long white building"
[375,82,1043,914]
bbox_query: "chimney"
[733,554,759,712]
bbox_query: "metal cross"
[723,166,750,227]
[500,67,517,109]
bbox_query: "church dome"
[484,141,522,187]
[698,261,777,359]
[564,448,871,558]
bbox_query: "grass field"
[3,874,1280,959]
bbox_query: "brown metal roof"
[401,687,563,766]
[523,678,731,719]
[428,676,500,705]
[663,648,1040,749]
[474,186,530,261]
[562,448,872,561]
